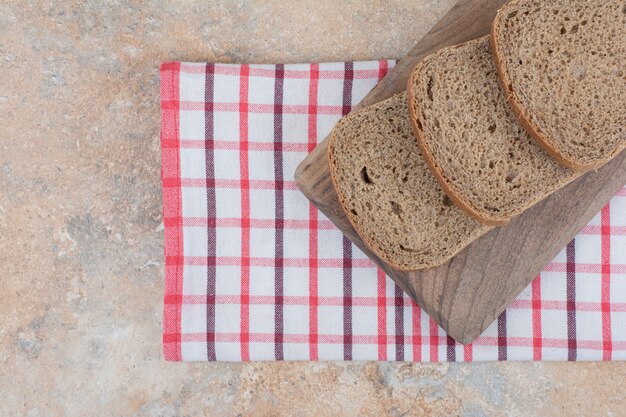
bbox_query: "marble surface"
[1,1,624,416]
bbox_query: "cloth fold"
[160,60,625,362]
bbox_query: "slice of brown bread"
[327,93,491,271]
[491,0,626,171]
[407,36,578,225]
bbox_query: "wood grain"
[294,0,626,344]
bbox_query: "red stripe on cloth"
[161,61,180,72]
[175,292,626,312]
[177,178,299,191]
[176,332,384,344]
[543,262,626,274]
[179,217,337,230]
[160,62,183,361]
[173,256,376,268]
[161,99,183,110]
[239,64,251,361]
[566,240,577,360]
[378,59,389,80]
[176,256,368,268]
[178,294,421,307]
[532,275,542,360]
[471,337,626,350]
[579,225,626,235]
[177,139,310,153]
[510,299,626,312]
[394,286,405,361]
[498,312,507,360]
[463,343,473,362]
[273,64,285,360]
[204,63,217,361]
[429,318,439,362]
[178,101,354,116]
[308,63,320,360]
[162,177,181,188]
[601,205,612,360]
[377,269,387,361]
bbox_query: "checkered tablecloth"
[160,60,626,362]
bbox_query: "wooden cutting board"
[294,0,626,344]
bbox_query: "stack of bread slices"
[327,0,625,271]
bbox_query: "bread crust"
[406,42,509,226]
[490,1,618,172]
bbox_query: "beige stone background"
[1,1,624,416]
